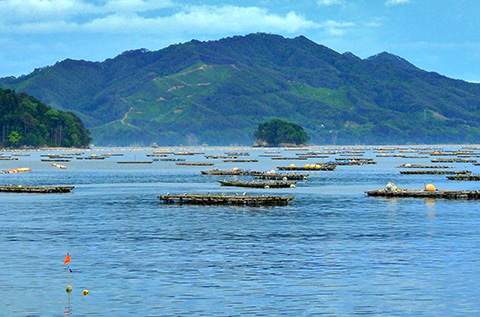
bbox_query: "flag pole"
[64,253,72,294]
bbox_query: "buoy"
[425,184,436,191]
[83,290,89,296]
[385,182,397,191]
[233,167,238,172]
[66,285,72,293]
[289,164,295,168]
[290,184,296,188]
[264,185,270,189]
[305,164,310,168]
[18,185,22,188]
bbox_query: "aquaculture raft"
[117,161,153,164]
[252,172,308,180]
[446,174,480,181]
[396,164,452,169]
[0,185,74,193]
[365,188,480,199]
[158,193,294,206]
[176,162,214,166]
[277,164,336,171]
[201,169,259,176]
[400,170,471,175]
[218,180,297,188]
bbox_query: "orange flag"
[63,253,71,265]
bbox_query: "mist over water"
[1,146,480,316]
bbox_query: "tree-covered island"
[0,88,91,148]
[253,119,309,147]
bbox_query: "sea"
[1,145,480,316]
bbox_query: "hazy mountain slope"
[2,33,480,146]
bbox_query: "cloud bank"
[0,0,327,35]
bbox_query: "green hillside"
[2,33,480,146]
[0,88,91,147]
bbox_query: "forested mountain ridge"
[1,33,480,146]
[0,88,91,147]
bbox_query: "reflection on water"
[64,294,71,317]
[1,147,480,315]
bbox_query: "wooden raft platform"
[446,174,480,181]
[397,164,452,169]
[277,164,336,171]
[366,188,480,199]
[176,162,214,166]
[0,185,74,193]
[201,169,257,176]
[400,170,471,175]
[218,180,297,188]
[117,161,153,164]
[158,193,294,206]
[253,172,309,180]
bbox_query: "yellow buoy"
[83,290,89,296]
[66,285,72,293]
[289,164,295,168]
[305,164,310,168]
[425,184,436,191]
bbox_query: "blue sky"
[1,0,479,82]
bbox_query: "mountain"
[2,33,480,146]
[0,88,91,147]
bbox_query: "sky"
[0,0,479,82]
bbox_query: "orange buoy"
[425,184,436,191]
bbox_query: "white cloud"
[0,0,174,22]
[385,0,411,6]
[0,1,365,40]
[0,4,322,35]
[321,20,355,36]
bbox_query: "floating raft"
[331,160,376,166]
[218,180,297,188]
[446,174,480,181]
[271,157,308,160]
[41,159,71,162]
[117,161,153,164]
[366,188,480,199]
[277,164,336,171]
[397,164,452,169]
[201,169,258,176]
[253,172,309,180]
[159,158,186,161]
[176,162,214,166]
[158,193,294,206]
[432,158,477,163]
[400,170,471,175]
[0,185,74,193]
[223,159,259,163]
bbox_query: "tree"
[8,131,21,145]
[254,119,309,146]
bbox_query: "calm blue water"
[1,146,480,316]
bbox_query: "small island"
[253,119,309,147]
